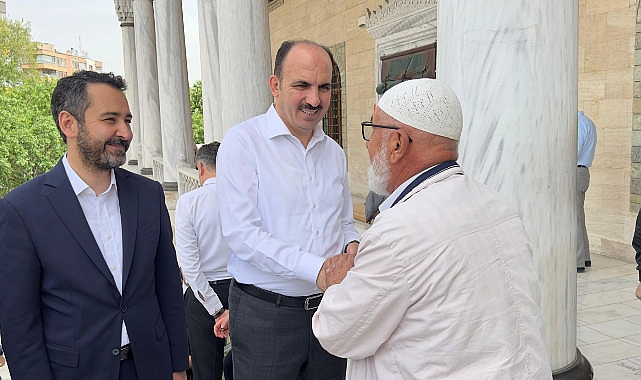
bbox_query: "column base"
[162,182,178,192]
[140,168,153,175]
[552,348,593,380]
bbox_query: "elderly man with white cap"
[312,78,552,379]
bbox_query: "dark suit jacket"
[0,160,189,380]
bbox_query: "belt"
[234,280,322,310]
[578,165,587,168]
[119,344,133,361]
[209,278,232,286]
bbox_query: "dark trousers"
[185,281,230,380]
[119,356,139,380]
[229,280,345,380]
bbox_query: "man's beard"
[368,142,391,197]
[77,123,129,173]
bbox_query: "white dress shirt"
[217,105,360,297]
[577,111,597,167]
[62,154,129,346]
[313,166,552,379]
[175,177,231,315]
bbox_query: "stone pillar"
[216,1,272,133]
[155,0,194,189]
[196,0,221,142]
[114,0,141,166]
[437,1,591,378]
[133,0,162,174]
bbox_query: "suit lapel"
[115,168,137,290]
[45,160,117,289]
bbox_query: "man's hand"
[316,252,356,292]
[345,241,359,255]
[173,371,188,380]
[0,354,6,367]
[214,310,230,338]
[636,283,641,300]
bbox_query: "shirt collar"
[266,104,326,147]
[62,153,117,196]
[202,177,216,187]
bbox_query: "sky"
[7,0,202,83]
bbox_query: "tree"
[190,80,204,144]
[0,78,64,196]
[0,17,38,86]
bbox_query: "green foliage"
[0,78,65,196]
[190,80,204,144]
[0,17,38,86]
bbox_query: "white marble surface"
[437,0,579,372]
[155,0,194,183]
[114,0,140,165]
[133,0,162,170]
[197,0,222,142]
[216,1,272,134]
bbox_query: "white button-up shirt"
[62,154,129,346]
[217,105,359,297]
[175,177,231,315]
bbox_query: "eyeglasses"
[361,121,412,142]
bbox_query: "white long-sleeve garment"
[217,105,360,296]
[174,177,231,315]
[313,166,552,380]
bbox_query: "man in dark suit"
[0,71,189,380]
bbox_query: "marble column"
[437,1,591,378]
[114,0,141,166]
[196,0,221,142]
[436,0,592,379]
[216,1,272,133]
[155,0,194,188]
[133,0,162,173]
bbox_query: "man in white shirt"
[312,78,552,379]
[576,111,597,273]
[175,142,232,380]
[217,40,360,380]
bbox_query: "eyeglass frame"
[361,121,413,142]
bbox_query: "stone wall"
[580,0,637,261]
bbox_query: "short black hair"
[51,70,127,143]
[195,141,221,170]
[273,40,335,80]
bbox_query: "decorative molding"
[366,0,437,39]
[114,0,134,25]
[268,0,284,12]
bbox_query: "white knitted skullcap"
[377,78,463,141]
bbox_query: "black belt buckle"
[304,294,322,310]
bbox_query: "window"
[322,59,342,146]
[377,43,436,94]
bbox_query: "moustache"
[107,138,130,150]
[300,104,322,111]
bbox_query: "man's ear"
[269,75,280,98]
[58,111,78,140]
[388,130,410,165]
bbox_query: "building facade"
[31,42,103,79]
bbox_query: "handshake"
[316,241,359,292]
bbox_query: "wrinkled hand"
[345,241,359,255]
[0,354,5,367]
[316,252,356,292]
[213,310,230,338]
[173,371,187,380]
[636,283,641,300]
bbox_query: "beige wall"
[579,0,637,261]
[268,0,382,203]
[268,0,640,261]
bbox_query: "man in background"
[577,111,597,273]
[175,142,232,380]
